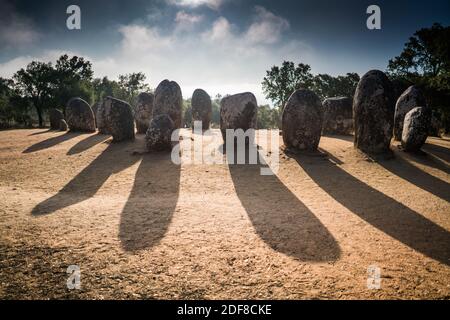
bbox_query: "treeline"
[0,54,152,129]
[1,24,448,132]
[261,23,450,132]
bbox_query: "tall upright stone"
[353,70,395,154]
[134,92,154,134]
[191,89,212,130]
[49,108,64,130]
[220,92,257,142]
[66,98,96,132]
[153,80,183,129]
[282,89,324,151]
[322,97,353,135]
[99,97,135,142]
[401,107,430,152]
[394,85,427,140]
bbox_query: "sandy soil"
[0,128,449,300]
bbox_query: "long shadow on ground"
[378,150,450,202]
[32,139,141,215]
[23,132,83,153]
[119,151,181,252]
[294,153,450,266]
[228,148,341,262]
[67,134,110,155]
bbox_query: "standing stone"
[322,97,353,135]
[96,100,109,134]
[401,107,430,152]
[153,80,183,129]
[134,92,154,134]
[59,119,68,131]
[429,112,442,137]
[393,85,427,140]
[192,89,212,130]
[282,89,323,151]
[91,102,101,128]
[49,108,64,130]
[353,70,395,154]
[66,98,96,132]
[100,97,135,142]
[145,114,174,151]
[220,92,257,141]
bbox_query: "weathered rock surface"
[401,107,430,152]
[134,92,154,134]
[145,114,174,151]
[66,98,96,132]
[96,100,109,134]
[220,92,257,141]
[394,85,427,140]
[191,89,212,130]
[322,97,353,135]
[49,109,64,130]
[153,80,183,129]
[91,102,101,128]
[353,70,395,154]
[59,119,68,131]
[429,112,442,137]
[99,97,135,142]
[282,89,323,151]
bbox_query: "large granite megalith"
[394,85,427,141]
[192,89,212,130]
[99,97,135,142]
[66,98,96,132]
[220,92,257,142]
[322,97,353,135]
[134,92,154,134]
[353,70,395,154]
[153,80,183,129]
[401,107,430,152]
[282,89,324,151]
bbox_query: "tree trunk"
[36,105,43,128]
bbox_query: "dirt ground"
[0,128,449,299]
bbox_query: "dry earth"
[0,128,449,299]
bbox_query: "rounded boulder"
[153,80,183,129]
[192,89,212,130]
[394,85,427,140]
[66,98,96,132]
[145,114,175,151]
[322,97,353,135]
[282,89,323,151]
[401,107,430,152]
[353,70,395,154]
[134,92,154,134]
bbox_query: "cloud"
[168,0,224,10]
[0,6,312,105]
[174,11,204,31]
[0,1,41,50]
[0,50,83,78]
[245,6,290,45]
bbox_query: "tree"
[53,54,94,107]
[262,61,313,109]
[13,61,56,127]
[312,73,360,100]
[257,105,279,129]
[388,23,450,77]
[387,23,450,132]
[117,72,150,104]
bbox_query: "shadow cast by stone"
[119,151,181,252]
[379,149,450,202]
[32,140,141,215]
[23,132,82,153]
[67,134,110,155]
[228,148,341,262]
[294,155,450,266]
[422,142,450,164]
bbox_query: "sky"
[0,0,449,105]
